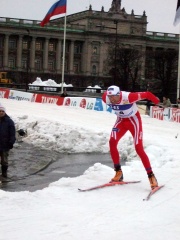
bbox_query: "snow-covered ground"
[0,98,179,240]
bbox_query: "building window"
[22,59,27,69]
[92,65,97,75]
[73,63,79,73]
[22,41,28,50]
[74,44,82,54]
[48,60,55,71]
[8,58,16,68]
[49,43,55,52]
[35,42,42,51]
[35,59,41,70]
[92,46,98,55]
[9,39,16,49]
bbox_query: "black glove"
[18,129,26,136]
[8,143,13,149]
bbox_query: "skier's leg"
[109,119,127,181]
[128,113,152,172]
[1,151,9,178]
[128,113,158,189]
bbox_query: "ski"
[0,175,27,184]
[143,185,165,201]
[78,180,141,192]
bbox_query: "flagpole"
[61,12,67,94]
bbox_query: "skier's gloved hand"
[17,129,26,136]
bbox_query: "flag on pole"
[174,0,180,26]
[40,0,67,27]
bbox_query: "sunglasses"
[0,110,5,112]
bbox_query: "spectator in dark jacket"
[0,105,16,178]
[61,89,68,97]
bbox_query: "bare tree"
[145,48,178,100]
[105,44,143,91]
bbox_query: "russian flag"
[40,0,67,27]
[174,0,180,26]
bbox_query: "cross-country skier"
[102,85,159,189]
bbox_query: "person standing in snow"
[102,85,160,189]
[0,105,16,178]
[61,89,68,97]
[161,96,171,108]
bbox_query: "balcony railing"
[0,17,85,32]
[146,31,179,41]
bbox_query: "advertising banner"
[63,97,96,110]
[0,88,10,99]
[4,88,180,124]
[31,93,64,105]
[63,97,112,112]
[9,90,33,101]
[170,108,180,123]
[150,106,164,120]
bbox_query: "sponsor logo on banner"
[64,97,94,109]
[31,93,63,105]
[151,106,163,120]
[171,108,180,123]
[31,94,37,102]
[65,98,71,106]
[94,98,103,111]
[80,99,86,108]
[64,98,77,106]
[9,90,33,101]
[41,96,59,104]
[86,102,93,110]
[0,88,10,98]
[0,91,5,98]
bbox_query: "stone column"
[69,40,74,74]
[141,46,146,80]
[82,40,91,75]
[99,42,104,76]
[56,39,62,72]
[87,41,92,74]
[43,38,49,71]
[30,37,36,71]
[3,34,9,68]
[17,35,23,68]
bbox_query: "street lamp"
[96,20,118,84]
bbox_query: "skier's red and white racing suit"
[102,91,159,173]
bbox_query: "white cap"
[0,105,6,112]
[107,85,120,96]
